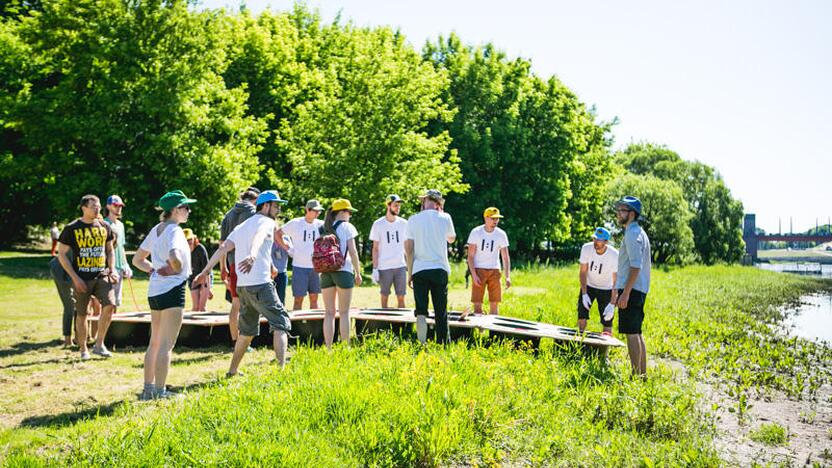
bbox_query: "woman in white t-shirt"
[131,190,196,400]
[320,199,362,349]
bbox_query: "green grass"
[748,422,789,446]
[0,252,830,465]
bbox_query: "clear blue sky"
[199,0,831,233]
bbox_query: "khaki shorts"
[74,276,115,315]
[471,268,502,303]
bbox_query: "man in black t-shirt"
[57,195,117,360]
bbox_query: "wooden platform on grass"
[90,308,624,350]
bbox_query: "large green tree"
[424,34,611,255]
[0,0,267,244]
[616,143,744,263]
[220,8,466,238]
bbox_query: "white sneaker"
[80,351,91,360]
[92,345,112,358]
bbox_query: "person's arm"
[611,272,618,304]
[57,242,87,293]
[467,243,480,286]
[118,237,131,278]
[579,263,589,294]
[405,239,414,288]
[617,235,644,309]
[275,227,290,250]
[132,248,153,275]
[372,241,380,269]
[501,246,511,289]
[195,240,236,286]
[347,238,362,286]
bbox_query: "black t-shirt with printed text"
[58,219,114,281]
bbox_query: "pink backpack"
[312,221,345,273]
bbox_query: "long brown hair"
[323,209,347,235]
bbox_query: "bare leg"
[309,293,320,309]
[144,310,163,385]
[396,295,406,309]
[337,287,353,345]
[229,298,240,341]
[489,302,499,315]
[293,296,304,311]
[473,302,483,314]
[322,287,337,349]
[95,305,115,349]
[190,289,199,311]
[228,335,254,375]
[154,307,184,389]
[273,330,288,368]
[76,313,89,354]
[196,287,210,311]
[626,334,647,376]
[577,318,587,333]
[380,294,389,309]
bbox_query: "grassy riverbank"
[1,252,830,465]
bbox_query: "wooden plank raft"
[91,308,624,350]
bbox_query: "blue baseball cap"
[615,196,642,215]
[106,195,124,206]
[592,227,611,241]
[256,190,287,205]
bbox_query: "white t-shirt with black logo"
[579,242,618,290]
[227,214,276,287]
[281,217,324,269]
[369,217,408,271]
[467,225,510,269]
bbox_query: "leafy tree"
[0,0,267,244]
[607,173,695,264]
[424,34,611,255]
[616,143,744,263]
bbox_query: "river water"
[755,263,832,343]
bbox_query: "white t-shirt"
[281,217,324,269]
[405,210,455,274]
[467,225,510,269]
[369,216,408,270]
[227,214,276,287]
[579,242,618,290]
[140,223,191,297]
[331,221,359,274]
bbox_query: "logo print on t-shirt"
[481,238,495,253]
[589,260,603,275]
[303,230,317,243]
[386,231,400,244]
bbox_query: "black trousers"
[413,269,449,344]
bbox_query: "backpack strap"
[320,220,345,237]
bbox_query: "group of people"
[51,186,651,400]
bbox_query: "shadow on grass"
[0,254,53,280]
[0,339,62,358]
[0,357,69,370]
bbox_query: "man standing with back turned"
[614,196,652,376]
[405,189,456,345]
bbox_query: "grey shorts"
[291,266,321,297]
[237,282,292,337]
[379,267,407,296]
[74,276,115,315]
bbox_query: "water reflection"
[781,294,832,343]
[756,262,832,278]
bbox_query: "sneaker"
[225,371,244,378]
[247,346,254,353]
[601,331,613,337]
[80,351,91,360]
[92,345,112,358]
[139,388,155,401]
[155,389,183,400]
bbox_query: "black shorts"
[577,286,613,327]
[617,289,647,334]
[148,281,186,310]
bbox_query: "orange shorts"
[471,268,502,303]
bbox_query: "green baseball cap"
[158,190,197,211]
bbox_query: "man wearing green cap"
[195,190,293,373]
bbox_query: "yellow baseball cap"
[483,207,504,219]
[182,228,196,240]
[331,199,357,212]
